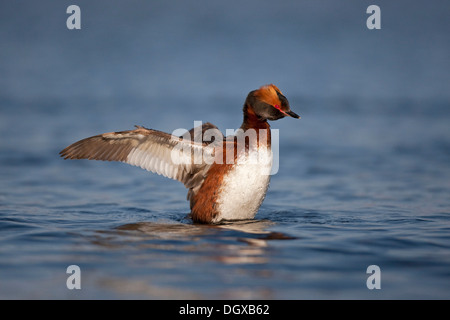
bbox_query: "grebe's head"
[245,84,300,121]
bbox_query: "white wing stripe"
[126,146,182,181]
[124,136,217,181]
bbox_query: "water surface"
[1,0,449,299]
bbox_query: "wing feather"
[60,125,222,188]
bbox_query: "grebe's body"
[60,84,299,223]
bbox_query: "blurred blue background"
[0,0,449,299]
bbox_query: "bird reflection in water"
[89,219,295,264]
[117,219,295,265]
[86,219,296,299]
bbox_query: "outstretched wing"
[59,124,222,187]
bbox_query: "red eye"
[274,104,288,115]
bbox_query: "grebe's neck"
[240,104,271,131]
[239,104,271,148]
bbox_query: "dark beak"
[286,110,300,119]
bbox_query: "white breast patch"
[213,148,273,223]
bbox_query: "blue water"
[1,0,450,299]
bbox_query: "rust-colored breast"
[190,161,232,224]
